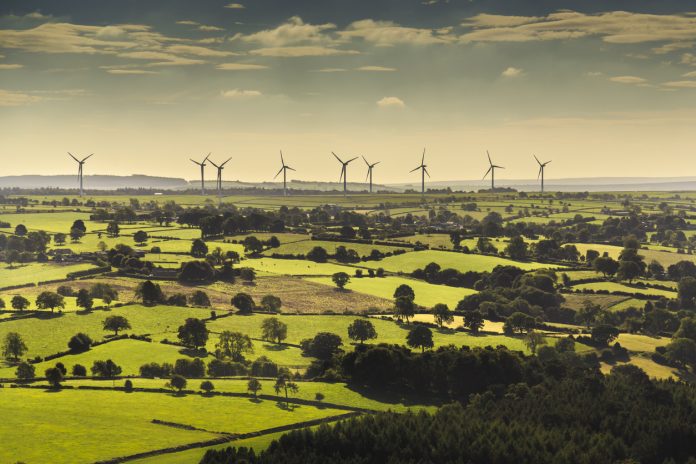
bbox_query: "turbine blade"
[339,167,344,183]
[332,152,344,164]
[410,166,421,173]
[487,150,492,166]
[68,152,79,162]
[81,153,94,162]
[274,167,284,179]
[421,148,425,165]
[362,155,369,166]
[372,161,380,167]
[346,157,358,164]
[203,153,211,163]
[208,160,220,169]
[538,167,543,179]
[545,160,552,165]
[534,154,541,166]
[220,157,232,167]
[424,168,430,178]
[190,159,201,165]
[483,166,492,179]
[365,169,370,182]
[280,150,285,166]
[286,166,296,171]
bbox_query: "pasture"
[571,282,678,298]
[0,262,98,288]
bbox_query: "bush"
[173,358,206,378]
[139,362,173,378]
[124,379,133,392]
[67,333,93,353]
[207,359,248,377]
[250,356,279,377]
[72,364,87,377]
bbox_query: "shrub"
[72,364,87,377]
[68,333,93,353]
[250,356,279,377]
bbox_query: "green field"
[0,211,93,233]
[263,239,408,257]
[572,282,678,298]
[242,257,357,276]
[360,250,555,274]
[0,262,99,288]
[306,275,476,308]
[0,388,344,464]
[570,243,696,267]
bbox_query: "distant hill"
[0,175,189,190]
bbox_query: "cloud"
[235,16,336,47]
[249,46,359,57]
[313,68,346,72]
[609,75,647,84]
[106,69,159,75]
[377,96,405,108]
[340,19,451,46]
[222,89,262,98]
[167,45,237,57]
[117,50,206,66]
[356,65,397,72]
[652,42,694,54]
[0,64,24,69]
[0,89,42,106]
[501,67,523,78]
[460,11,696,45]
[683,71,696,78]
[176,21,224,32]
[663,80,696,88]
[225,3,245,9]
[216,62,269,70]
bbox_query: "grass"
[242,257,358,276]
[0,211,93,233]
[601,356,678,380]
[305,276,476,308]
[571,282,678,298]
[263,240,408,257]
[607,298,647,311]
[615,333,670,353]
[0,304,211,361]
[208,313,530,353]
[0,262,98,288]
[570,243,696,267]
[359,250,556,274]
[0,388,343,464]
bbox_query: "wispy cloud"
[106,69,159,75]
[340,19,451,46]
[222,89,262,98]
[356,65,397,72]
[312,68,346,72]
[663,80,696,88]
[0,63,24,69]
[501,66,523,78]
[234,16,336,47]
[609,75,647,84]
[167,44,237,57]
[377,96,406,108]
[249,46,359,57]
[225,3,245,9]
[216,62,269,70]
[0,89,43,106]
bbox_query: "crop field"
[570,243,696,267]
[606,298,647,311]
[571,282,678,298]
[305,275,476,308]
[242,257,357,276]
[0,211,93,233]
[360,249,555,274]
[0,262,98,288]
[0,388,345,464]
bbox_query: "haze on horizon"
[1,0,695,184]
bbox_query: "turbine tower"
[68,152,93,197]
[362,156,380,193]
[534,155,552,193]
[274,150,296,196]
[332,152,358,196]
[483,151,504,191]
[190,153,210,195]
[208,157,232,198]
[409,148,430,196]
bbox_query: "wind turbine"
[534,155,551,193]
[483,151,504,191]
[208,157,232,198]
[362,156,380,193]
[190,153,210,195]
[274,150,296,196]
[68,152,93,197]
[409,148,429,196]
[332,152,358,196]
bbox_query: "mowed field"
[570,243,696,267]
[0,262,98,288]
[360,250,555,274]
[0,388,345,464]
[571,282,678,298]
[305,275,476,308]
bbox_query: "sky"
[1,0,696,184]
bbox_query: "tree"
[200,380,215,395]
[301,332,343,360]
[191,239,208,258]
[240,267,256,283]
[406,325,434,352]
[91,359,122,380]
[11,295,30,311]
[505,235,528,260]
[36,291,65,312]
[178,260,215,283]
[617,260,642,283]
[307,246,328,263]
[261,295,282,312]
[90,283,118,304]
[678,277,696,308]
[247,377,262,398]
[177,318,209,349]
[665,338,696,369]
[190,290,211,307]
[504,312,536,335]
[347,319,377,345]
[45,367,64,388]
[106,221,120,237]
[103,315,131,336]
[332,272,350,289]
[133,230,148,245]
[594,256,619,277]
[432,303,453,328]
[243,236,264,255]
[591,324,620,346]
[168,374,187,393]
[136,280,164,305]
[68,333,93,353]
[394,296,415,323]
[54,232,67,245]
[72,364,87,376]
[2,332,27,361]
[70,227,85,242]
[576,300,601,328]
[75,289,93,311]
[463,310,485,334]
[261,317,287,344]
[232,293,255,314]
[216,331,254,362]
[524,331,546,355]
[71,219,87,234]
[16,361,35,380]
[394,284,415,301]
[274,372,299,407]
[14,224,27,236]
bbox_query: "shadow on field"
[275,401,298,411]
[263,343,290,352]
[345,384,441,409]
[178,347,208,358]
[34,311,64,320]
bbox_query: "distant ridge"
[0,175,189,190]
